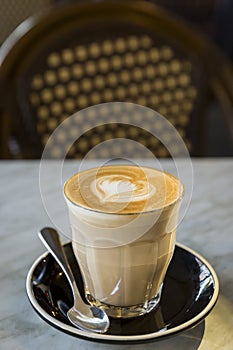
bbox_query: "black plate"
[26,242,219,344]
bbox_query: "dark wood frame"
[0,0,232,158]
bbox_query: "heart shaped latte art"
[91,175,156,203]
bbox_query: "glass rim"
[63,165,184,216]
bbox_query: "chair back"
[0,1,232,158]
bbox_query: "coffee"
[64,165,180,214]
[64,165,183,318]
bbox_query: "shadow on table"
[148,321,205,349]
[82,320,205,349]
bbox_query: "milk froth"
[64,165,180,214]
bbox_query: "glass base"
[85,285,163,318]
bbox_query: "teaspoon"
[38,227,110,334]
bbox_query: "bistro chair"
[0,0,57,45]
[0,0,232,159]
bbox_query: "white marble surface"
[0,159,233,350]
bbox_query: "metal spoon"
[38,227,110,334]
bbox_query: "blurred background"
[0,0,233,159]
[1,0,233,56]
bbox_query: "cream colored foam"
[64,165,181,214]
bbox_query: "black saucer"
[26,242,219,344]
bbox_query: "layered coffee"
[64,165,183,318]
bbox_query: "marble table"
[0,159,232,350]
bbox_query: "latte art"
[91,175,156,203]
[64,165,182,214]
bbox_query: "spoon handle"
[38,227,110,334]
[38,227,79,299]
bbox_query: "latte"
[64,165,183,318]
[64,165,181,214]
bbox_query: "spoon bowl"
[67,306,109,333]
[38,227,110,334]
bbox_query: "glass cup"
[64,165,184,318]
